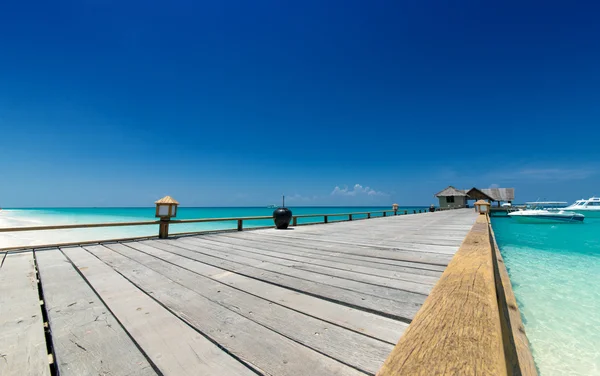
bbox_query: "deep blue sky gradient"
[1,1,599,206]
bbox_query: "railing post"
[159,218,170,239]
[383,211,387,217]
[237,219,243,231]
[324,215,328,223]
[292,217,297,226]
[349,214,353,221]
[404,210,408,215]
[413,210,417,214]
[394,209,397,216]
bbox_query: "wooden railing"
[377,214,537,376]
[0,208,434,251]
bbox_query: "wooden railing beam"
[376,215,536,376]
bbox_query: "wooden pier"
[0,209,536,376]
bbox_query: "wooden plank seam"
[32,251,60,374]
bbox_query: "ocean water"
[492,216,600,376]
[0,206,426,248]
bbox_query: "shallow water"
[492,216,600,376]
[0,206,425,248]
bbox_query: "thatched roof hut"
[434,186,468,197]
[434,186,515,208]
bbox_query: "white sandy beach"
[0,210,156,249]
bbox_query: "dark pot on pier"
[273,207,293,229]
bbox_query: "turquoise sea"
[0,206,425,249]
[492,216,600,376]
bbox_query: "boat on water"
[508,201,584,223]
[562,197,600,217]
[267,204,278,209]
[509,209,584,223]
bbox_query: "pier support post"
[237,219,243,231]
[159,219,170,239]
[404,210,408,215]
[324,215,328,223]
[383,211,387,217]
[349,214,353,221]
[292,217,297,226]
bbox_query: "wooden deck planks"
[82,244,368,376]
[35,249,157,376]
[203,234,446,274]
[176,237,438,291]
[140,239,426,320]
[160,238,432,298]
[111,240,407,344]
[220,232,454,265]
[60,246,254,376]
[95,243,393,375]
[131,239,424,320]
[2,209,480,376]
[180,236,443,280]
[0,252,50,376]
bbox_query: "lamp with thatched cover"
[392,203,399,215]
[474,199,491,215]
[155,196,179,238]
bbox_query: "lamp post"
[155,196,179,238]
[474,200,491,215]
[392,203,399,215]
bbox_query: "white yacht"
[562,197,600,217]
[508,201,584,223]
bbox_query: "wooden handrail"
[0,208,422,251]
[0,220,160,232]
[489,224,537,375]
[0,210,400,233]
[377,215,537,376]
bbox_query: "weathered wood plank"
[221,233,450,270]
[60,246,253,376]
[82,244,367,376]
[377,215,506,376]
[191,235,445,276]
[215,232,454,265]
[133,240,424,321]
[249,232,461,255]
[156,238,429,303]
[177,237,438,290]
[116,241,407,344]
[0,252,50,376]
[97,243,392,374]
[35,249,157,376]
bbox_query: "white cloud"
[331,184,388,197]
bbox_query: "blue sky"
[1,0,599,207]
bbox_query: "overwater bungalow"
[435,186,515,209]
